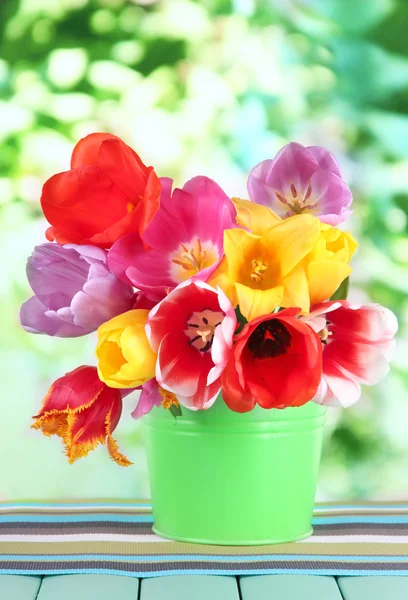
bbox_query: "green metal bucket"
[143,396,326,545]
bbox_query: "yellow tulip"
[304,223,357,306]
[210,211,357,320]
[96,309,156,388]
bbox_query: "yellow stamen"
[172,239,208,273]
[196,327,212,343]
[126,202,135,213]
[319,327,332,342]
[251,259,269,283]
[158,386,180,410]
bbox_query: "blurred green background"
[1,0,407,501]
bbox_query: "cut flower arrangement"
[21,134,398,544]
[21,134,398,463]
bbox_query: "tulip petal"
[176,377,221,411]
[208,257,237,306]
[232,197,281,235]
[307,145,342,176]
[314,367,362,408]
[329,303,398,346]
[97,309,150,336]
[261,214,321,277]
[97,138,150,201]
[41,166,130,244]
[131,379,162,419]
[281,265,310,313]
[307,260,352,304]
[306,171,352,222]
[156,332,206,398]
[325,340,391,386]
[223,228,262,283]
[71,133,119,168]
[120,324,157,380]
[109,235,174,302]
[26,244,89,310]
[71,269,133,331]
[235,283,284,321]
[37,366,105,413]
[222,358,256,413]
[20,296,82,337]
[107,435,133,467]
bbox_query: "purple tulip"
[20,243,134,337]
[247,142,353,225]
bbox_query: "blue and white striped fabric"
[0,501,407,577]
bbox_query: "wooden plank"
[0,575,42,600]
[337,576,408,600]
[141,575,240,600]
[240,574,343,599]
[37,574,139,600]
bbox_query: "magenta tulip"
[108,176,237,302]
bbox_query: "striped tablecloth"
[0,501,407,577]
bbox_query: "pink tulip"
[146,279,236,410]
[302,301,398,407]
[248,142,352,225]
[108,176,237,302]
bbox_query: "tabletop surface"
[1,574,408,599]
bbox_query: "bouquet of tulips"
[21,135,398,466]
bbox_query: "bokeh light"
[1,0,407,501]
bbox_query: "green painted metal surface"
[36,574,139,600]
[141,575,240,599]
[144,399,326,544]
[338,576,408,600]
[240,574,344,599]
[0,575,42,600]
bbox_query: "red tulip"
[32,365,131,466]
[41,133,161,248]
[146,279,237,410]
[222,308,322,412]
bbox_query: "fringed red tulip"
[32,366,131,466]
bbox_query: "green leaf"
[330,277,350,301]
[234,305,248,334]
[169,404,182,418]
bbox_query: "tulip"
[248,142,352,225]
[108,176,237,302]
[221,309,322,412]
[20,243,134,337]
[96,309,157,389]
[146,279,236,409]
[32,366,131,466]
[41,133,161,248]
[210,212,357,320]
[302,301,398,407]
